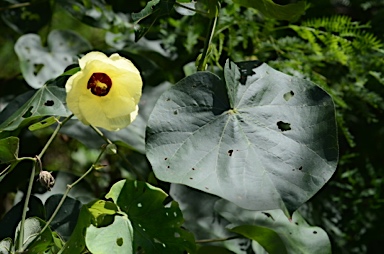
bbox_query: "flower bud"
[39,171,55,191]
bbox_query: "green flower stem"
[17,161,37,251]
[197,13,218,71]
[38,114,74,159]
[20,147,107,252]
[90,125,112,145]
[90,125,145,181]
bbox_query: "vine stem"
[20,147,107,252]
[197,12,218,71]
[90,125,145,181]
[17,161,37,251]
[17,114,73,252]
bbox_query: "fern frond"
[289,15,383,65]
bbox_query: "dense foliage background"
[0,0,384,253]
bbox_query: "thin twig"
[197,12,218,71]
[90,125,145,181]
[0,2,30,11]
[196,236,241,243]
[38,115,74,159]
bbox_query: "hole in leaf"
[262,212,273,220]
[167,166,170,169]
[116,237,123,246]
[228,150,233,156]
[166,98,171,101]
[283,91,294,101]
[277,121,291,131]
[164,158,168,160]
[33,63,44,75]
[295,222,299,225]
[189,177,193,180]
[44,100,54,106]
[22,106,33,118]
[299,166,303,170]
[192,168,195,170]
[173,110,178,115]
[313,231,317,234]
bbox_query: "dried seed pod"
[39,171,55,191]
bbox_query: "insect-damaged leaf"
[146,60,338,216]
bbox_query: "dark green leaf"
[105,180,196,253]
[14,30,90,88]
[1,0,52,33]
[45,195,82,241]
[146,60,338,215]
[231,225,287,254]
[0,196,45,240]
[0,85,70,133]
[60,206,91,254]
[0,137,19,164]
[170,184,251,253]
[215,200,331,254]
[85,215,133,254]
[233,0,307,21]
[132,0,176,41]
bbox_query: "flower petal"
[79,52,110,70]
[66,51,143,131]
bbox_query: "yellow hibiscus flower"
[66,52,142,131]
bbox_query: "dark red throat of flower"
[87,73,112,96]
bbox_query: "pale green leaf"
[146,60,338,215]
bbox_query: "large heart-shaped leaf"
[146,60,338,215]
[105,180,196,253]
[14,30,90,88]
[215,199,331,254]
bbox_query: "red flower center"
[87,73,112,96]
